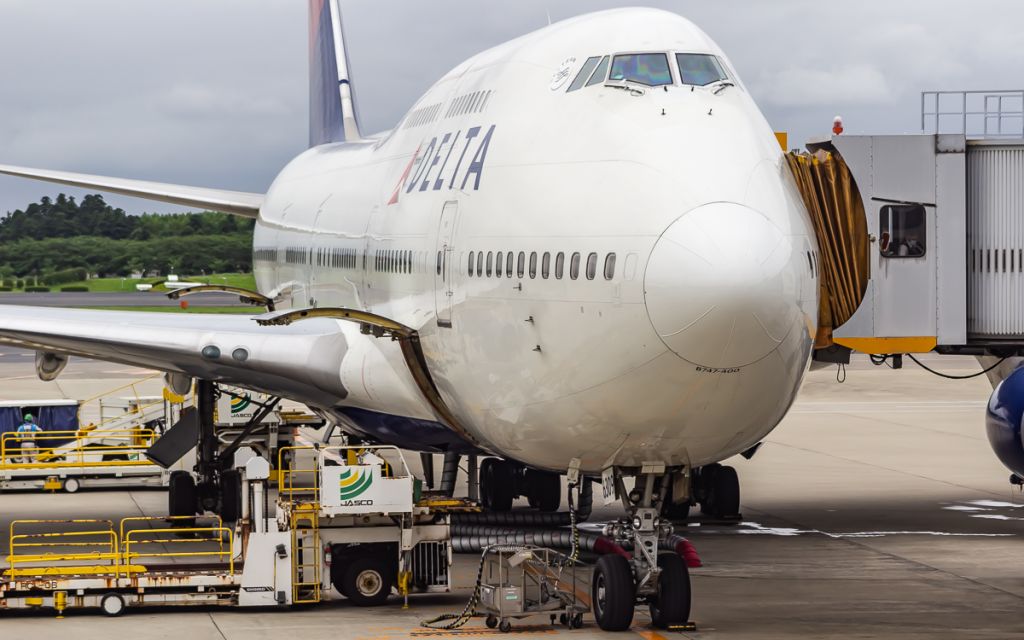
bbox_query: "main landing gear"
[595,465,692,631]
[479,458,561,512]
[661,463,742,521]
[166,380,280,523]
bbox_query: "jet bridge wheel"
[649,553,691,629]
[592,554,635,631]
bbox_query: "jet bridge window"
[567,56,602,92]
[879,204,926,258]
[675,53,728,86]
[610,53,672,87]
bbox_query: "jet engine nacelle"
[35,351,68,382]
[985,365,1024,477]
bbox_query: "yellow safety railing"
[6,519,121,578]
[123,527,235,576]
[277,445,320,501]
[1,428,157,470]
[118,515,224,545]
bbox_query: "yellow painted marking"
[832,336,937,355]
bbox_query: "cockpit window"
[586,56,610,87]
[609,53,672,87]
[675,53,728,86]
[567,56,602,92]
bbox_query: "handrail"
[118,515,223,547]
[7,519,121,577]
[123,527,235,575]
[277,445,320,501]
[77,372,162,425]
[1,428,158,469]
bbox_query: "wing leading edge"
[0,305,347,407]
[0,165,263,218]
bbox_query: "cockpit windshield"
[676,53,728,86]
[609,53,672,87]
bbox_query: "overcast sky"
[1,0,1022,216]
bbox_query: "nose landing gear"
[595,465,693,631]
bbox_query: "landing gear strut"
[165,380,279,522]
[596,465,692,631]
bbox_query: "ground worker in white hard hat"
[16,414,42,464]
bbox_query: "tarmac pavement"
[0,354,1022,638]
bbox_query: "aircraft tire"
[592,554,635,631]
[706,465,740,519]
[479,458,495,509]
[488,460,516,511]
[168,470,197,520]
[219,469,242,522]
[525,469,561,512]
[649,553,691,629]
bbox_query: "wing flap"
[0,164,263,218]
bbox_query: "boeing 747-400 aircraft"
[0,3,817,629]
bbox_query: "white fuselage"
[252,9,818,473]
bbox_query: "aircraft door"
[434,201,459,328]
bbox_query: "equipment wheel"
[219,469,242,522]
[63,477,81,494]
[499,619,512,633]
[525,469,561,512]
[488,460,516,512]
[649,553,691,629]
[168,470,197,520]
[591,554,635,631]
[341,554,394,606]
[100,592,126,617]
[479,458,495,509]
[706,465,740,519]
[486,615,498,629]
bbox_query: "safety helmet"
[23,413,33,422]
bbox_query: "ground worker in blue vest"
[16,414,42,464]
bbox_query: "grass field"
[5,273,257,293]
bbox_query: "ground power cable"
[906,354,1007,380]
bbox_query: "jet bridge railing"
[922,90,1024,139]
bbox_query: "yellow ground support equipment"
[1,447,452,616]
[0,428,167,492]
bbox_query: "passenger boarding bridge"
[792,90,1024,365]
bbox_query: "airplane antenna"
[546,8,552,26]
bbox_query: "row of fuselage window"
[465,250,616,281]
[260,246,619,282]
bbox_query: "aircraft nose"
[644,202,802,369]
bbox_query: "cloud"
[754,64,893,107]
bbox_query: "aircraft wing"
[0,165,263,218]
[0,305,348,407]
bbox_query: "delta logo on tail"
[338,466,374,500]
